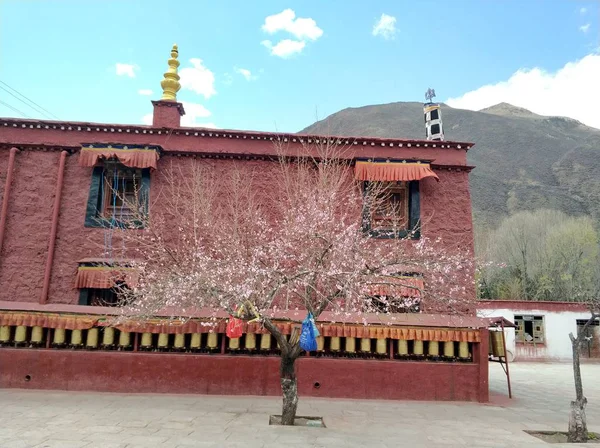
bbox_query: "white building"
[477,300,599,362]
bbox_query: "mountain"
[300,102,600,229]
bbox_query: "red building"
[0,46,489,402]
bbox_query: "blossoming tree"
[113,142,476,425]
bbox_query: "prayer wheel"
[14,326,27,343]
[330,336,340,352]
[344,337,356,353]
[140,333,153,349]
[260,333,272,350]
[118,331,131,348]
[316,336,325,352]
[206,332,218,349]
[0,326,10,343]
[157,333,169,349]
[86,328,99,348]
[376,338,386,355]
[413,340,424,356]
[458,341,469,359]
[397,339,409,356]
[360,338,371,353]
[428,341,439,357]
[190,333,202,349]
[490,331,505,357]
[174,334,185,349]
[53,328,66,345]
[102,327,115,347]
[443,341,455,358]
[31,326,43,344]
[71,329,83,346]
[229,337,240,350]
[245,333,256,350]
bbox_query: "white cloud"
[142,101,216,128]
[372,14,397,40]
[115,63,137,78]
[446,53,600,129]
[580,23,591,33]
[179,58,216,99]
[262,9,323,41]
[580,7,587,14]
[138,89,153,96]
[262,39,306,58]
[234,67,257,81]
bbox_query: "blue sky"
[1,0,599,131]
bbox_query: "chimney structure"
[423,88,444,141]
[152,44,185,128]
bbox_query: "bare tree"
[109,140,475,425]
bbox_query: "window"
[84,163,150,228]
[514,315,545,343]
[78,287,123,306]
[362,181,420,239]
[430,109,439,120]
[430,123,440,135]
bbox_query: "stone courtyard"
[0,362,598,448]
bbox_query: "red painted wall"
[0,120,475,305]
[0,349,488,402]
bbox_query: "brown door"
[576,319,600,358]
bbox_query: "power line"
[0,99,31,118]
[0,80,60,120]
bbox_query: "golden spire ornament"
[160,44,181,101]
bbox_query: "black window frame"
[361,181,421,239]
[84,164,150,229]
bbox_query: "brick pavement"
[0,362,598,448]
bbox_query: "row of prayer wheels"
[0,325,472,360]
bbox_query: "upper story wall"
[0,118,475,305]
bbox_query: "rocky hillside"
[301,102,600,228]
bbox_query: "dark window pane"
[430,109,439,120]
[431,124,440,135]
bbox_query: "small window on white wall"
[515,315,545,343]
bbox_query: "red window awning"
[366,276,424,297]
[355,161,439,182]
[75,265,139,289]
[79,145,160,170]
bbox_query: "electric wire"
[0,80,60,120]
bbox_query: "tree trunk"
[568,333,588,443]
[280,354,298,426]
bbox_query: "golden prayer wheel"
[53,328,66,345]
[140,333,153,348]
[206,332,218,349]
[86,328,99,348]
[397,339,409,356]
[245,333,256,350]
[490,331,505,357]
[118,331,131,348]
[428,341,439,357]
[190,333,202,349]
[360,338,371,353]
[376,338,386,355]
[413,340,424,356]
[174,334,185,349]
[344,337,356,353]
[330,336,341,352]
[443,341,455,358]
[0,325,10,343]
[229,337,240,350]
[157,333,169,349]
[316,336,325,351]
[260,333,272,350]
[458,341,469,359]
[31,326,43,344]
[102,327,115,347]
[14,326,27,343]
[71,329,83,346]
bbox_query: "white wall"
[477,307,593,362]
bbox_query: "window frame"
[361,180,421,239]
[84,164,150,228]
[514,314,545,344]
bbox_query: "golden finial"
[160,44,181,101]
